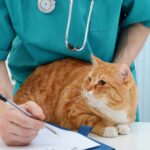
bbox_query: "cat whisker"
[63,89,81,92]
[70,95,83,102]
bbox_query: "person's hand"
[0,101,45,146]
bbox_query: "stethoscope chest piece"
[38,0,56,13]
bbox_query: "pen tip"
[0,94,7,102]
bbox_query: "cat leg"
[116,124,131,135]
[92,122,118,138]
[66,104,119,137]
[65,103,101,130]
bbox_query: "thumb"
[20,101,45,121]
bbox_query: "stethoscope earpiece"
[67,43,74,51]
[67,43,81,52]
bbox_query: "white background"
[135,35,150,121]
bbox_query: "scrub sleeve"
[121,0,150,121]
[121,0,150,28]
[0,0,15,61]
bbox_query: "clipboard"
[0,123,115,150]
[50,123,115,150]
[77,126,115,150]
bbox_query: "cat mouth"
[85,91,93,98]
[84,91,108,110]
[84,91,95,101]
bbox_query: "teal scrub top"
[0,0,150,121]
[0,0,150,83]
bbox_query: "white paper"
[0,124,100,150]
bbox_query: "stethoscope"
[38,0,94,52]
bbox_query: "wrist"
[113,55,131,67]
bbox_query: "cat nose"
[87,85,94,91]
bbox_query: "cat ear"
[91,54,103,66]
[119,63,130,82]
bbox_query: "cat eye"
[98,80,106,86]
[87,77,91,82]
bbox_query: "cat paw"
[103,127,118,138]
[117,124,130,135]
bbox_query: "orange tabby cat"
[14,56,138,137]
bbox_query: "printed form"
[0,124,100,150]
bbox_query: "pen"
[0,94,58,136]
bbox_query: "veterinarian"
[0,0,150,146]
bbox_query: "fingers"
[21,101,45,120]
[3,132,38,146]
[0,111,40,146]
[8,122,38,137]
[0,101,45,146]
[6,109,44,129]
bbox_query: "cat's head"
[81,55,137,121]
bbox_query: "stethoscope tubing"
[65,0,95,51]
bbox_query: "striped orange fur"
[14,56,138,137]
